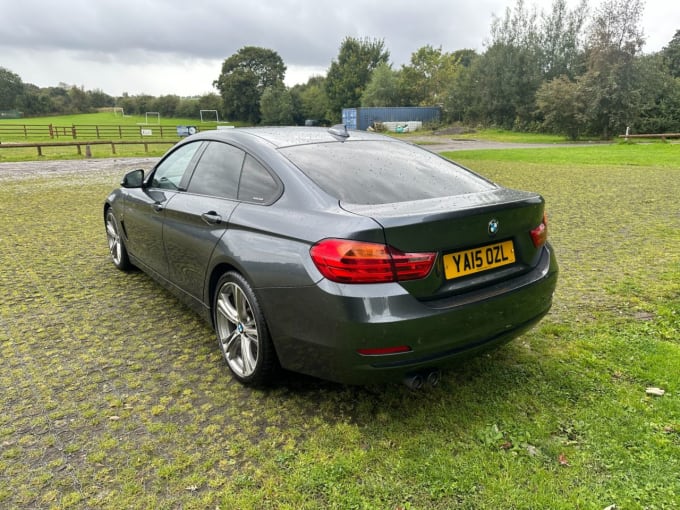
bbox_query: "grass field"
[0,113,240,162]
[0,145,678,509]
[0,112,213,128]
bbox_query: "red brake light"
[530,212,548,248]
[310,239,436,284]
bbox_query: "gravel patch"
[0,157,159,181]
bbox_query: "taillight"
[530,212,548,248]
[310,239,436,284]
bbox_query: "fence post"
[111,142,116,154]
[49,124,54,139]
[72,126,77,139]
[23,125,27,139]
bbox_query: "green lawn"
[0,145,678,509]
[0,112,212,127]
[447,142,679,167]
[0,113,242,160]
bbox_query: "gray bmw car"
[104,126,558,386]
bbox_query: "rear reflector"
[530,212,548,248]
[310,239,435,284]
[357,346,412,356]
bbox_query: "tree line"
[0,69,223,121]
[1,0,679,138]
[214,0,679,139]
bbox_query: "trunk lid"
[341,188,546,299]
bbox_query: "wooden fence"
[619,133,680,141]
[0,124,210,140]
[0,140,176,157]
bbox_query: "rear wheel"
[105,208,131,270]
[213,272,277,385]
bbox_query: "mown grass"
[441,128,581,144]
[0,144,678,509]
[449,142,679,167]
[0,113,244,162]
[0,112,218,127]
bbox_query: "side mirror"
[121,169,144,188]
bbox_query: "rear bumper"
[259,245,558,384]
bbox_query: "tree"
[361,63,400,106]
[325,37,389,119]
[214,46,286,124]
[260,85,294,125]
[399,45,459,106]
[292,76,331,122]
[539,0,588,80]
[536,76,584,139]
[0,67,24,110]
[460,41,543,129]
[633,54,680,133]
[579,0,645,137]
[467,0,544,129]
[17,84,54,115]
[152,95,180,117]
[662,30,680,78]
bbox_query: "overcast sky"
[0,0,677,97]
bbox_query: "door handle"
[201,211,222,224]
[153,202,164,212]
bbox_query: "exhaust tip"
[426,370,441,387]
[403,374,424,390]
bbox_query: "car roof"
[197,126,393,149]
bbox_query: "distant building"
[342,107,441,131]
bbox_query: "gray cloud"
[0,0,676,96]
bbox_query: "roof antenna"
[328,124,350,141]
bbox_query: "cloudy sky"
[1,0,677,97]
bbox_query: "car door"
[162,141,245,300]
[122,141,204,276]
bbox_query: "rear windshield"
[279,140,494,205]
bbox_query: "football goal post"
[145,112,160,124]
[200,110,219,123]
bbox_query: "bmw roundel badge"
[488,218,499,236]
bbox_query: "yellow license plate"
[443,240,515,279]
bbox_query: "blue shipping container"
[341,107,441,131]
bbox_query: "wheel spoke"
[234,287,248,323]
[217,291,239,325]
[109,239,120,260]
[224,329,240,358]
[106,220,117,238]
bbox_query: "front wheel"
[105,208,131,270]
[213,272,277,385]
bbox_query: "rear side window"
[237,155,279,203]
[187,142,245,199]
[279,140,493,205]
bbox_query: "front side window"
[187,142,245,199]
[151,142,202,190]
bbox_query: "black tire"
[213,272,278,385]
[105,208,132,270]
